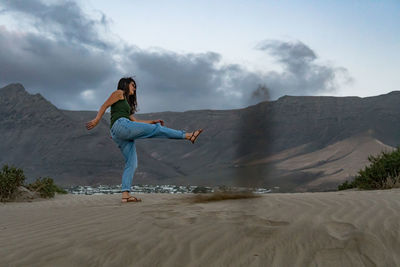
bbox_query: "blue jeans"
[110,117,186,192]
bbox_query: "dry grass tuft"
[383,175,400,189]
[188,191,261,203]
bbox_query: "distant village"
[66,184,273,195]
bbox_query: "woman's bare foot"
[186,129,203,144]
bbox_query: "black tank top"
[110,97,130,129]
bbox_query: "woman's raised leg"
[118,119,186,140]
[136,122,186,140]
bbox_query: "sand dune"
[248,133,395,190]
[276,134,394,189]
[1,190,400,266]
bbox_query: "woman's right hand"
[152,119,165,126]
[85,118,99,130]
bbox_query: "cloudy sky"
[0,0,399,113]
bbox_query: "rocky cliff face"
[1,83,400,192]
[0,83,121,186]
[237,92,400,158]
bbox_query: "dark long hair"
[117,77,138,114]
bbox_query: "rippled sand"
[1,190,400,267]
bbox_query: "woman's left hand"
[152,119,164,126]
[86,118,99,130]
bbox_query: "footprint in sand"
[319,222,390,266]
[325,221,356,240]
[241,214,289,227]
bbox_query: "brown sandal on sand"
[121,196,142,203]
[189,129,203,144]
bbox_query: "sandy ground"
[1,190,400,267]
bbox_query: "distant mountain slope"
[1,83,400,192]
[245,132,394,191]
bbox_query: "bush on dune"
[0,165,26,201]
[26,177,67,198]
[338,147,400,190]
[0,164,67,202]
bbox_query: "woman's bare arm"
[129,114,153,124]
[85,90,123,130]
[130,114,164,125]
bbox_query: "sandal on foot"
[121,196,142,203]
[189,129,203,144]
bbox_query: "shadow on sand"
[187,191,261,203]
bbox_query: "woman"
[85,77,203,203]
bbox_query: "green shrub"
[26,177,67,198]
[338,147,400,190]
[0,164,26,201]
[0,164,67,202]
[54,184,68,194]
[337,180,356,191]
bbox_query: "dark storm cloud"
[0,0,352,112]
[1,0,109,48]
[255,40,352,100]
[123,41,352,112]
[122,48,264,112]
[0,0,118,110]
[0,26,116,109]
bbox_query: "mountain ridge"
[2,83,400,192]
